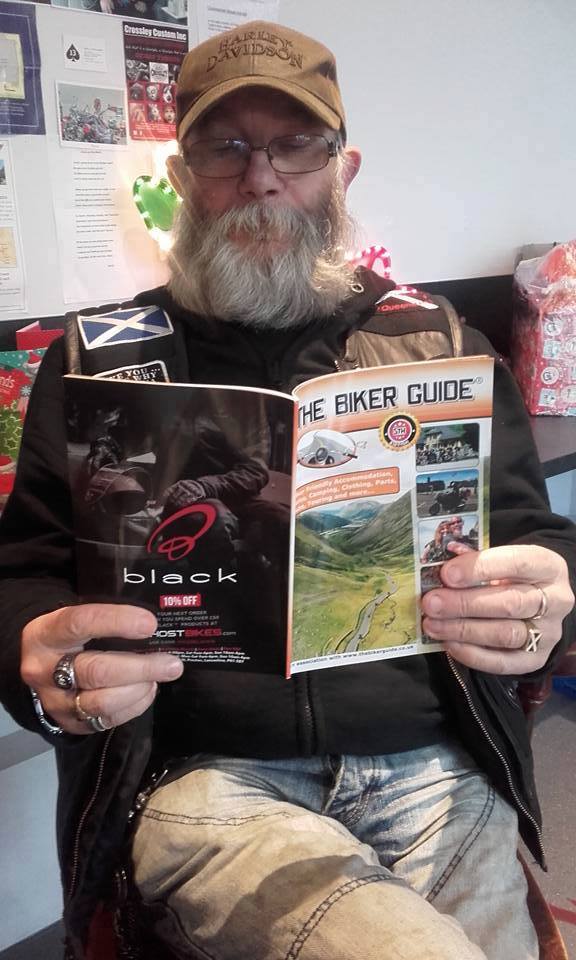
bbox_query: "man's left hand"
[420,544,575,674]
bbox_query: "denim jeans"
[132,740,538,960]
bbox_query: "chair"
[84,655,576,960]
[518,643,576,735]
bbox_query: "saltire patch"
[77,306,173,351]
[94,360,169,382]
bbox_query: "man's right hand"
[21,604,183,735]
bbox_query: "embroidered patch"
[77,306,173,350]
[376,290,439,311]
[94,360,169,382]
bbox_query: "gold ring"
[532,586,548,620]
[74,692,93,723]
[523,618,543,653]
[74,693,111,732]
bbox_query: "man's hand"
[421,544,575,674]
[21,604,183,734]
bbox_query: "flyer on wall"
[0,139,25,311]
[194,0,279,41]
[123,21,188,142]
[0,1,45,135]
[64,354,494,677]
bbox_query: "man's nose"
[237,149,283,201]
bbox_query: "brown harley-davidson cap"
[176,21,346,143]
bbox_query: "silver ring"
[87,715,109,733]
[532,586,548,620]
[74,692,111,732]
[52,653,78,691]
[523,618,543,654]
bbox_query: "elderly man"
[0,21,574,960]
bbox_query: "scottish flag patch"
[77,306,173,351]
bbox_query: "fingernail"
[163,658,184,678]
[426,595,443,614]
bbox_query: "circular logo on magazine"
[379,412,420,450]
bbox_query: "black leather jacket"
[1,273,575,956]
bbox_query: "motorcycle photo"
[428,482,471,515]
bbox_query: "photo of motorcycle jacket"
[0,268,575,957]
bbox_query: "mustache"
[196,201,330,252]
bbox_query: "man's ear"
[166,154,190,200]
[341,147,362,191]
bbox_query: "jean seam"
[426,784,495,902]
[142,808,292,826]
[284,873,388,960]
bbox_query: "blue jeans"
[132,740,538,959]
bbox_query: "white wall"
[7,0,576,323]
[279,0,576,282]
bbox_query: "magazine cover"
[290,355,494,672]
[64,354,494,677]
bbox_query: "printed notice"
[195,0,279,40]
[0,139,25,310]
[51,149,129,304]
[63,34,107,73]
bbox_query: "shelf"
[529,416,576,478]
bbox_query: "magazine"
[64,354,494,677]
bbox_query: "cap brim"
[178,76,343,143]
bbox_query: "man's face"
[175,88,347,250]
[165,88,361,328]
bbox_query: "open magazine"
[64,354,494,677]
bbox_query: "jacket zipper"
[67,729,115,901]
[448,655,545,865]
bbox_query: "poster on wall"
[195,0,279,40]
[0,1,45,135]
[123,21,187,141]
[0,140,25,311]
[57,80,127,146]
[51,0,187,26]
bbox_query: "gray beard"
[167,178,358,330]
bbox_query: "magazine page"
[289,355,494,674]
[64,375,296,675]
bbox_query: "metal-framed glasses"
[183,134,339,179]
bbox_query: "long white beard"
[167,174,359,330]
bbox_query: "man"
[0,21,575,960]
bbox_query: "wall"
[279,0,576,283]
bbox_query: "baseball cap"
[176,21,346,144]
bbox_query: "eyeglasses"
[182,134,339,179]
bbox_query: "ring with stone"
[523,618,543,654]
[531,586,549,620]
[52,653,78,691]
